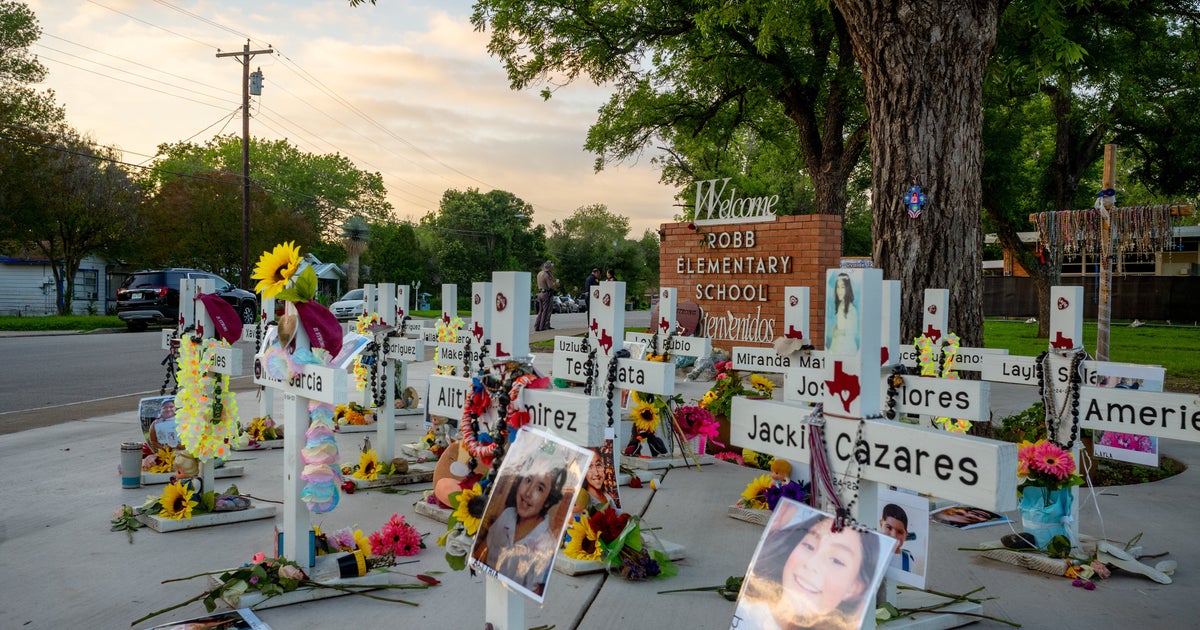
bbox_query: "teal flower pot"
[1018,486,1073,549]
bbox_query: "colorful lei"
[300,402,341,513]
[175,337,240,461]
[915,332,970,433]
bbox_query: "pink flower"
[252,552,266,564]
[279,564,305,580]
[1030,441,1075,480]
[1090,561,1111,579]
[714,452,745,466]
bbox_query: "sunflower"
[148,447,175,474]
[450,483,484,536]
[631,401,660,433]
[750,374,776,395]
[251,241,302,298]
[354,529,373,557]
[159,481,198,520]
[563,514,603,562]
[739,474,772,510]
[353,448,380,480]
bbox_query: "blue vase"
[1018,486,1073,549]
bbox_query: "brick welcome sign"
[659,210,842,347]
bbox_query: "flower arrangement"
[674,405,720,446]
[563,505,677,580]
[134,481,252,522]
[242,416,280,443]
[625,391,673,457]
[698,361,774,418]
[366,513,425,558]
[132,547,434,627]
[341,439,407,483]
[335,402,374,426]
[437,480,487,571]
[1017,440,1085,495]
[142,446,176,473]
[314,525,372,556]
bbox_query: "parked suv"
[117,268,258,332]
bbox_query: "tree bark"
[833,0,1000,347]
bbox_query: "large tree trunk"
[833,0,1000,347]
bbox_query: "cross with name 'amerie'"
[731,268,1018,630]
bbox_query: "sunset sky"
[27,0,681,237]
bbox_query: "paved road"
[0,309,647,435]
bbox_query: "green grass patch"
[0,315,124,332]
[984,320,1200,381]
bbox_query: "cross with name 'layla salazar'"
[730,267,1018,630]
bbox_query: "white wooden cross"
[427,281,492,428]
[552,281,676,472]
[731,268,1018,630]
[626,287,713,360]
[253,307,349,568]
[978,285,1200,543]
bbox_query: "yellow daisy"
[159,481,198,520]
[699,390,717,409]
[740,474,772,510]
[251,241,302,298]
[750,374,776,395]
[353,448,380,480]
[451,483,484,536]
[631,401,660,433]
[563,514,603,562]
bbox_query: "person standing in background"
[535,261,560,331]
[605,270,616,282]
[582,268,601,320]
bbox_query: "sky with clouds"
[26,0,682,237]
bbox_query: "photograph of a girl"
[469,428,591,602]
[575,439,621,512]
[825,271,860,355]
[731,499,892,630]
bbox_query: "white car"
[330,288,366,321]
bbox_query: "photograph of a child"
[575,435,621,512]
[469,427,592,602]
[931,505,1011,530]
[825,271,861,355]
[1094,365,1164,467]
[731,499,892,630]
[876,488,929,588]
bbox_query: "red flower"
[628,476,643,489]
[590,506,631,544]
[341,480,356,494]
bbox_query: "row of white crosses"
[356,282,425,464]
[730,268,1019,630]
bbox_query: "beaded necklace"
[1034,349,1086,450]
[805,405,870,533]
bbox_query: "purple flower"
[765,480,811,510]
[250,576,259,584]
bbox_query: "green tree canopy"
[418,188,546,290]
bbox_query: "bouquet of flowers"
[1017,440,1085,495]
[698,361,775,418]
[437,480,486,571]
[563,505,677,580]
[736,474,811,511]
[242,416,281,444]
[335,402,374,426]
[675,405,720,444]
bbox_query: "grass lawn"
[983,320,1200,382]
[0,315,123,332]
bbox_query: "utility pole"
[217,40,273,289]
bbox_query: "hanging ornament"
[1095,188,1116,211]
[904,182,927,218]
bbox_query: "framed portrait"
[1093,363,1164,467]
[731,499,892,630]
[930,505,1010,530]
[824,270,862,355]
[469,427,593,602]
[876,487,929,588]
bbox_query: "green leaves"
[275,267,318,303]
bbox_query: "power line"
[37,53,231,110]
[42,32,231,94]
[137,107,243,166]
[85,0,218,50]
[150,0,258,43]
[34,42,233,103]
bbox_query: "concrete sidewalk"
[0,330,1195,629]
